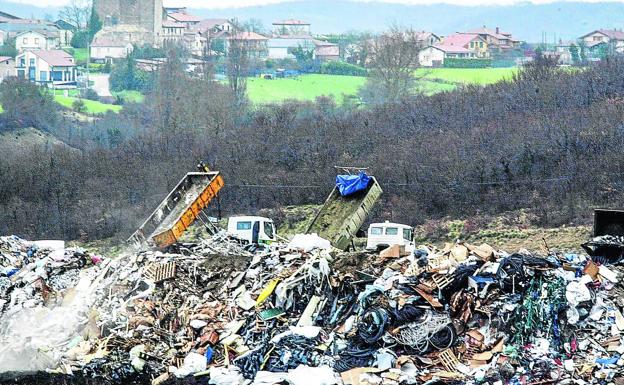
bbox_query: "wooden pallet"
[144,262,177,283]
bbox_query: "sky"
[4,0,624,9]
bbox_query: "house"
[460,26,521,51]
[15,30,60,52]
[195,19,233,36]
[16,49,76,87]
[228,31,268,58]
[167,11,201,28]
[0,19,60,39]
[440,33,489,58]
[272,19,311,36]
[579,29,624,55]
[161,20,187,44]
[313,40,339,61]
[415,31,441,47]
[0,56,14,81]
[183,31,207,57]
[418,46,446,67]
[90,37,134,61]
[53,20,76,47]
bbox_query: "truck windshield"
[403,229,412,241]
[264,222,275,239]
[236,221,252,230]
[371,227,382,235]
[385,227,398,235]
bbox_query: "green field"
[416,67,518,85]
[54,95,122,114]
[65,48,89,64]
[112,90,146,103]
[246,74,366,104]
[246,68,517,104]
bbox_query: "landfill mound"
[2,234,624,384]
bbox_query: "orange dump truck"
[128,171,224,248]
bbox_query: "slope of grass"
[416,67,518,85]
[54,95,122,114]
[112,90,145,103]
[246,74,366,104]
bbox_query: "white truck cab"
[366,221,414,253]
[227,216,276,245]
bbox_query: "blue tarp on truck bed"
[336,171,371,197]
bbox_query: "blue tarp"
[336,171,371,197]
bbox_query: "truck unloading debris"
[5,173,624,385]
[128,166,224,248]
[307,169,383,251]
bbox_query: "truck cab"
[365,221,414,253]
[227,216,276,245]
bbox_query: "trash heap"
[4,233,624,385]
[0,235,103,316]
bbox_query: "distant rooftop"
[168,12,201,23]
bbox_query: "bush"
[72,98,86,113]
[443,58,492,68]
[320,61,367,76]
[0,77,59,130]
[71,30,91,49]
[83,88,100,101]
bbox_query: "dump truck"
[128,165,224,249]
[306,169,383,251]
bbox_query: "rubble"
[4,231,624,385]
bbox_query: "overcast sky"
[5,0,623,9]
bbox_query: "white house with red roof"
[419,33,489,67]
[16,49,76,87]
[91,36,134,61]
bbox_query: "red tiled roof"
[442,33,482,48]
[463,27,511,40]
[272,19,309,25]
[168,12,201,23]
[31,50,74,66]
[596,29,624,40]
[196,19,230,31]
[229,31,268,41]
[162,20,186,28]
[431,44,472,53]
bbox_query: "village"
[0,0,618,95]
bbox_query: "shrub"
[443,58,492,68]
[320,61,367,76]
[72,98,87,113]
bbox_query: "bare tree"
[227,30,250,106]
[59,0,91,29]
[362,27,424,103]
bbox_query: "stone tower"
[94,0,163,41]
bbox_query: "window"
[479,41,484,48]
[34,38,39,44]
[29,58,35,66]
[370,227,383,235]
[264,222,274,239]
[39,71,47,81]
[22,38,27,44]
[19,58,25,67]
[470,42,474,48]
[403,229,412,241]
[236,221,252,230]
[51,71,63,81]
[385,227,398,236]
[17,69,24,78]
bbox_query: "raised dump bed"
[129,171,224,248]
[306,176,382,251]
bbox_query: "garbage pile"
[4,233,624,384]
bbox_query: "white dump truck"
[365,221,414,253]
[227,216,276,245]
